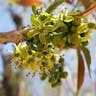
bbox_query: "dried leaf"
[81,46,91,77]
[77,48,85,94]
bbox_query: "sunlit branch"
[0,27,30,44]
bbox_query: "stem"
[46,0,65,13]
[76,91,79,96]
[83,6,96,29]
[83,6,96,16]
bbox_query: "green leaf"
[45,25,53,32]
[38,12,49,21]
[64,16,74,22]
[88,23,96,28]
[81,41,89,47]
[39,32,46,44]
[46,0,65,13]
[32,5,37,15]
[77,48,85,95]
[77,24,88,33]
[31,15,41,28]
[52,21,63,31]
[81,46,91,77]
[27,30,37,38]
[68,11,81,16]
[45,21,63,32]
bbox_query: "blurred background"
[0,0,96,96]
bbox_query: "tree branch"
[83,6,96,29]
[83,6,96,16]
[0,26,30,44]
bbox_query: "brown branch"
[83,6,96,16]
[0,26,30,44]
[83,6,96,29]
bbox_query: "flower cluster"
[13,7,95,87]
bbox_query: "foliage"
[77,47,85,95]
[12,0,96,94]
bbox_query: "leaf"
[27,29,37,38]
[51,21,63,31]
[31,15,41,28]
[77,48,85,95]
[77,24,88,33]
[88,23,96,28]
[32,5,37,15]
[45,0,65,13]
[81,46,91,77]
[38,12,49,22]
[45,21,63,32]
[64,16,74,22]
[68,11,81,16]
[39,32,46,44]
